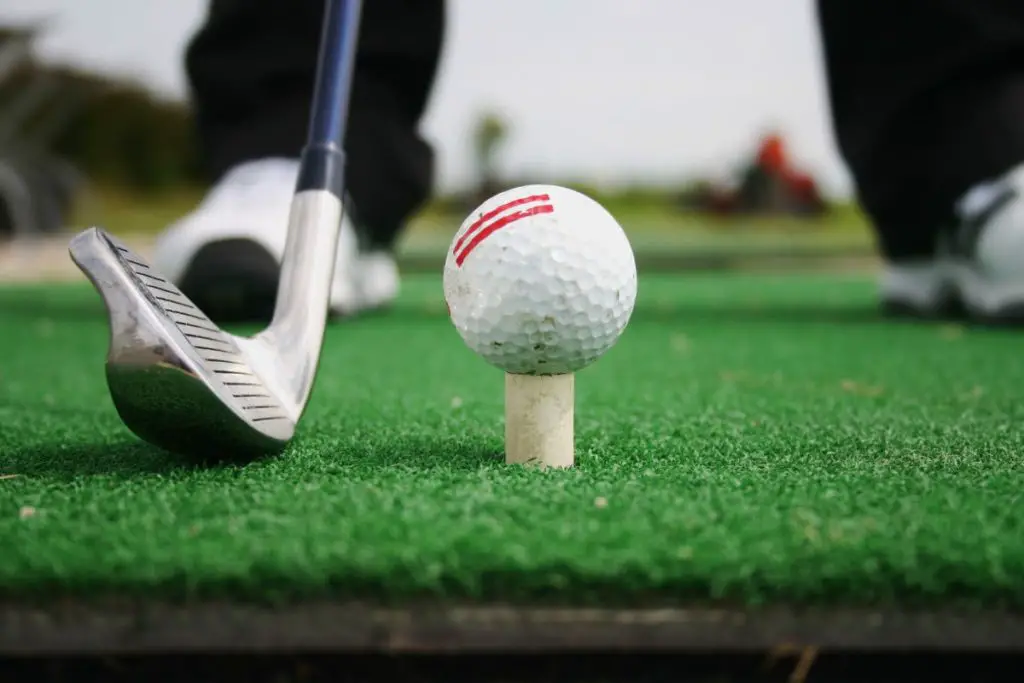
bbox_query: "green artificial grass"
[1,273,1023,609]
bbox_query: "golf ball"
[443,184,637,375]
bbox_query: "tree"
[472,110,509,201]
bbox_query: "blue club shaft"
[296,0,362,198]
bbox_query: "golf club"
[67,0,362,459]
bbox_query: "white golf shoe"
[881,162,1024,324]
[879,260,957,319]
[153,158,399,323]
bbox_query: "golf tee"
[504,372,575,468]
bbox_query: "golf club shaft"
[297,0,362,199]
[265,0,362,412]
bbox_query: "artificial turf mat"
[1,272,1023,610]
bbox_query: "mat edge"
[3,602,1024,654]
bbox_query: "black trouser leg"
[817,0,1024,261]
[184,0,444,250]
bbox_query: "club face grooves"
[70,228,294,459]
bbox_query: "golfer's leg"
[818,0,1024,261]
[184,0,317,183]
[184,0,443,246]
[348,1,445,250]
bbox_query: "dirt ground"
[0,234,155,283]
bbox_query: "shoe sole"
[883,293,1024,327]
[965,304,1024,327]
[950,265,1024,327]
[880,287,966,322]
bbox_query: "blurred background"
[0,0,876,280]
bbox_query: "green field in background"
[69,185,874,242]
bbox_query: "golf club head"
[69,227,295,460]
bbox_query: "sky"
[2,0,854,197]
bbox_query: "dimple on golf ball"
[443,184,637,375]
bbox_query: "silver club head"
[69,228,295,459]
[70,190,342,460]
[73,187,344,458]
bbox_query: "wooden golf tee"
[504,372,575,468]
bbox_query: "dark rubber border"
[3,602,1024,654]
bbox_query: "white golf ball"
[443,184,637,375]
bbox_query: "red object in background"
[685,130,826,217]
[787,171,824,210]
[756,134,789,174]
[757,133,819,197]
[788,172,815,196]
